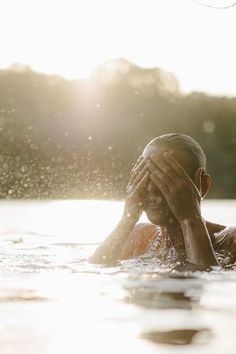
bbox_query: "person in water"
[89,133,236,269]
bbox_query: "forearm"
[89,215,137,265]
[180,217,220,268]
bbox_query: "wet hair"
[146,133,207,177]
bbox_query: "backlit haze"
[1,0,236,96]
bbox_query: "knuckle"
[128,186,134,194]
[163,166,170,173]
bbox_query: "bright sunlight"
[1,0,236,95]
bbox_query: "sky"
[0,0,236,96]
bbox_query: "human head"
[141,133,211,225]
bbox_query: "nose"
[147,181,163,201]
[146,181,168,208]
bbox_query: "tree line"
[0,59,235,199]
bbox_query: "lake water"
[0,199,236,354]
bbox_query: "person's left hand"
[147,152,202,223]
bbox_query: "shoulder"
[131,222,159,235]
[213,226,236,257]
[119,223,160,260]
[214,226,236,243]
[127,223,160,246]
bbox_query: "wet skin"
[123,143,220,267]
[141,146,183,227]
[142,180,174,226]
[127,143,203,230]
[90,143,232,268]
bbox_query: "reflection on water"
[124,287,196,310]
[141,328,212,345]
[0,200,236,354]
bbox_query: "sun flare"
[0,0,236,94]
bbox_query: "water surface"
[0,200,236,354]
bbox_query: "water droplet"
[203,120,215,133]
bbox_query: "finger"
[129,158,146,187]
[131,171,150,196]
[164,152,202,198]
[127,164,146,191]
[151,168,174,190]
[128,165,143,189]
[131,156,143,172]
[127,173,136,191]
[132,156,147,174]
[127,158,148,189]
[147,160,174,188]
[128,163,145,190]
[148,158,177,185]
[163,152,191,180]
[150,172,169,196]
[127,164,148,191]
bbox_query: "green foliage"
[0,59,235,199]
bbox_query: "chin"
[145,209,171,226]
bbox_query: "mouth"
[145,198,170,215]
[146,196,165,209]
[147,203,160,210]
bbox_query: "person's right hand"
[123,156,150,223]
